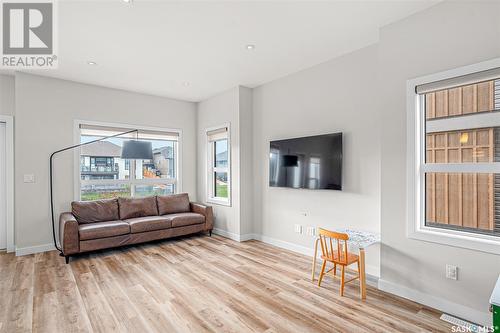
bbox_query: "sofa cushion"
[168,212,205,228]
[72,199,119,224]
[125,216,172,234]
[118,197,158,220]
[79,220,130,241]
[157,193,190,215]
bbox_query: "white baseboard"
[13,232,488,326]
[15,243,55,256]
[239,233,257,242]
[254,234,380,285]
[253,234,314,256]
[378,279,491,327]
[212,231,380,285]
[212,228,251,242]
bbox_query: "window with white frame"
[207,126,230,205]
[78,123,179,201]
[409,62,500,250]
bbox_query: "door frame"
[0,115,14,252]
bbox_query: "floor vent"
[440,313,480,331]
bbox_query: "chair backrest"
[318,228,349,265]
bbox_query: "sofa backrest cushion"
[72,199,120,224]
[118,196,158,220]
[157,193,190,215]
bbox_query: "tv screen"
[269,133,342,190]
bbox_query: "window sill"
[408,225,500,255]
[207,198,231,207]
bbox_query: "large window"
[78,123,180,201]
[408,60,500,253]
[207,126,230,205]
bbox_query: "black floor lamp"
[49,129,153,254]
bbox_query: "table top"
[317,228,380,250]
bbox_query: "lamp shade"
[121,140,153,160]
[283,155,298,167]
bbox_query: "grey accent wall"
[14,73,197,250]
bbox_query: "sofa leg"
[65,256,70,264]
[209,230,212,237]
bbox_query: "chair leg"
[340,265,345,296]
[357,260,363,297]
[311,238,319,282]
[65,256,70,264]
[317,260,327,287]
[209,230,212,237]
[333,263,337,276]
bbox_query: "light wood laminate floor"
[0,234,452,332]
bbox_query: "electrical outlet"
[23,174,35,183]
[294,224,303,234]
[446,264,458,280]
[306,226,316,237]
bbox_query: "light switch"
[23,174,35,183]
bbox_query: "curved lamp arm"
[49,129,138,253]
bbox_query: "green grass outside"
[215,183,228,198]
[80,190,131,201]
[81,188,172,201]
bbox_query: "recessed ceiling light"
[182,82,190,87]
[246,44,255,50]
[122,0,132,3]
[87,61,97,65]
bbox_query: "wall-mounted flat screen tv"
[269,133,342,190]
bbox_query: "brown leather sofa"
[59,193,213,263]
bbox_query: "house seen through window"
[79,124,179,201]
[207,126,230,204]
[418,75,500,237]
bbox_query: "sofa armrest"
[59,212,80,255]
[190,202,213,231]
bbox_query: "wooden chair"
[317,228,361,296]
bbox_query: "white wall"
[196,86,253,239]
[197,87,241,236]
[378,1,500,326]
[252,44,381,276]
[249,2,500,324]
[8,0,500,325]
[238,87,254,236]
[0,75,15,116]
[14,73,197,251]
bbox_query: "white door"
[0,122,6,249]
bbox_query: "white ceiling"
[9,0,439,102]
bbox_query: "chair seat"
[167,212,205,227]
[321,251,359,265]
[125,216,172,233]
[79,220,130,241]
